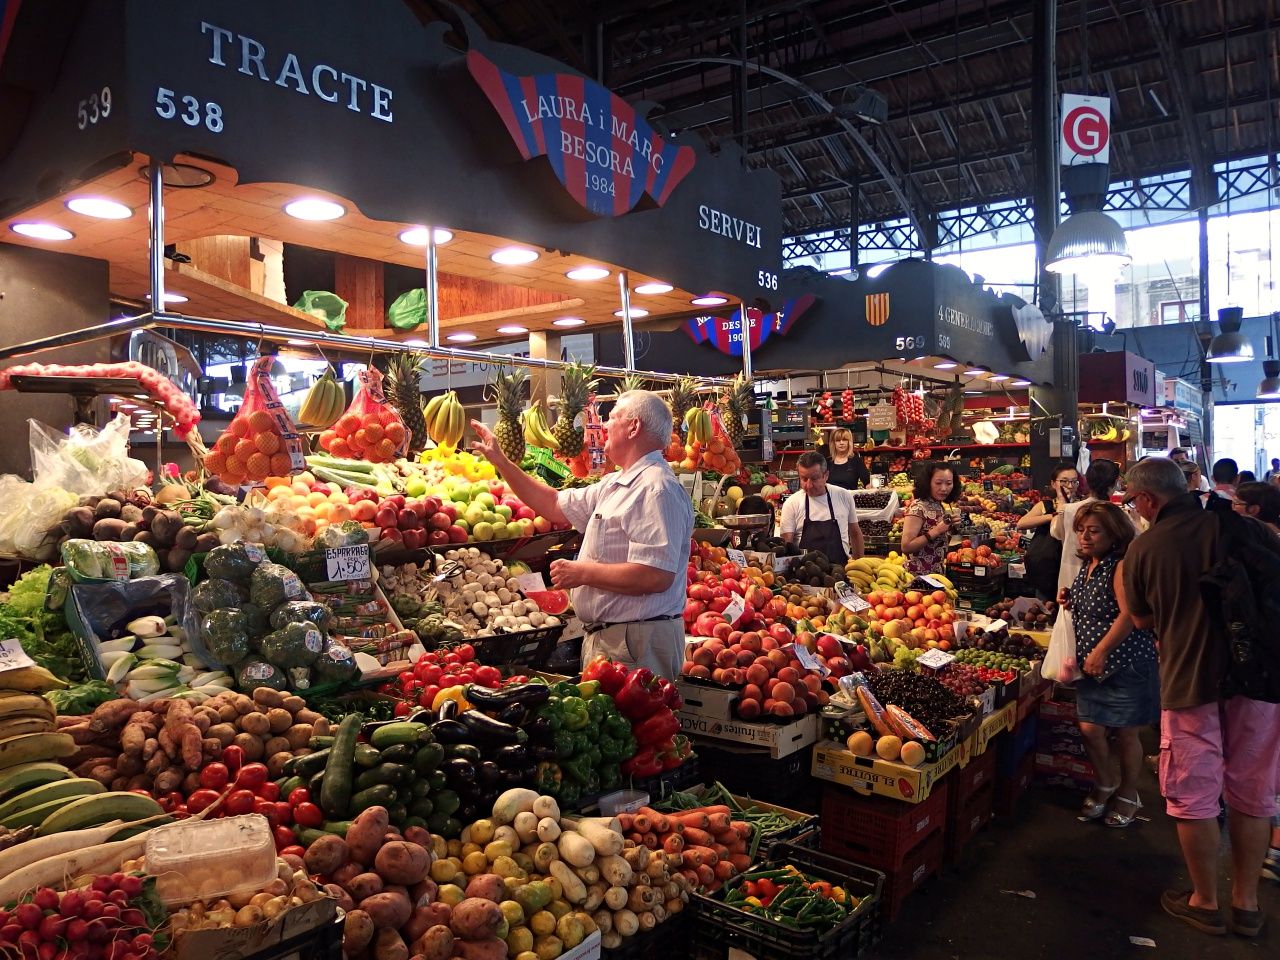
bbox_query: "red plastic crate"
[819,780,949,872]
[995,749,1036,817]
[949,745,997,812]
[881,827,944,922]
[945,779,994,864]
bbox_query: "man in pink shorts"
[1124,457,1280,938]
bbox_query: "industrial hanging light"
[1045,164,1131,275]
[1207,306,1253,363]
[1257,360,1280,398]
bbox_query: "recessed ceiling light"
[566,266,610,281]
[553,317,586,327]
[615,308,649,318]
[496,325,528,335]
[691,295,729,306]
[964,369,986,376]
[145,292,189,304]
[491,246,539,265]
[988,374,1010,382]
[446,332,477,342]
[634,282,674,295]
[1012,379,1032,386]
[398,227,454,246]
[10,222,73,241]
[284,198,345,221]
[401,339,429,347]
[286,339,311,346]
[934,361,958,370]
[66,197,132,220]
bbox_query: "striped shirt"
[557,450,694,623]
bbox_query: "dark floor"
[873,762,1280,959]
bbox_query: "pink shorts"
[1159,697,1280,820]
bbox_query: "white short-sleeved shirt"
[779,484,858,553]
[557,450,694,623]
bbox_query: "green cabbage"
[235,656,288,692]
[269,600,333,632]
[192,578,246,614]
[204,543,265,585]
[201,609,250,665]
[312,642,358,684]
[258,621,325,669]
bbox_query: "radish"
[61,891,84,917]
[81,902,102,922]
[119,910,144,928]
[66,919,88,942]
[37,915,64,941]
[99,905,120,921]
[38,942,58,960]
[118,877,142,899]
[15,904,41,930]
[33,888,58,912]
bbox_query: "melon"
[526,589,572,615]
[506,560,533,577]
[726,485,744,503]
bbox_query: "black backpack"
[1200,504,1280,703]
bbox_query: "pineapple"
[668,376,699,434]
[719,373,754,448]
[491,365,528,464]
[553,361,597,457]
[619,372,647,394]
[385,352,428,455]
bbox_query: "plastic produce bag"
[293,290,348,332]
[60,539,160,582]
[66,574,210,679]
[1041,608,1082,683]
[316,368,408,463]
[203,357,307,485]
[29,416,148,496]
[386,288,426,330]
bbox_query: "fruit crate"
[944,563,1008,595]
[818,780,949,872]
[179,913,342,960]
[948,743,997,812]
[689,843,884,960]
[860,534,897,557]
[696,742,816,810]
[994,748,1036,816]
[880,826,944,922]
[631,756,702,802]
[466,624,566,669]
[997,709,1039,775]
[602,908,687,960]
[945,777,994,865]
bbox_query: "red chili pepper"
[221,745,244,773]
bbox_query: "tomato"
[254,797,279,825]
[224,789,256,816]
[439,674,461,688]
[408,682,424,696]
[507,675,528,685]
[474,665,502,688]
[442,653,460,666]
[234,763,269,791]
[455,643,475,662]
[221,745,245,773]
[185,789,221,814]
[257,781,280,802]
[398,671,416,686]
[415,663,441,684]
[394,701,413,717]
[274,802,292,826]
[280,845,306,859]
[287,787,310,807]
[198,763,230,791]
[292,802,324,828]
[273,825,296,850]
[455,670,475,685]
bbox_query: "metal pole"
[618,270,636,370]
[148,162,165,309]
[426,228,440,349]
[738,301,753,381]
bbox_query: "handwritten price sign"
[325,545,372,582]
[0,639,36,675]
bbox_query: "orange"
[246,453,271,481]
[226,417,249,438]
[363,423,384,443]
[352,429,369,450]
[318,430,336,451]
[215,433,238,456]
[234,438,257,461]
[270,453,292,475]
[204,451,225,474]
[377,407,399,425]
[385,422,406,444]
[335,414,361,437]
[329,439,351,459]
[375,438,396,460]
[247,410,274,434]
[224,455,247,478]
[254,431,281,455]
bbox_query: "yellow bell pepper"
[432,685,471,711]
[743,896,762,908]
[832,886,847,904]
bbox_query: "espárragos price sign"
[325,545,371,582]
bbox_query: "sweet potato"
[453,938,506,960]
[303,834,349,876]
[347,807,391,867]
[343,910,375,955]
[373,928,408,960]
[448,898,503,940]
[360,891,412,930]
[463,873,504,904]
[412,925,453,960]
[345,873,385,901]
[374,840,431,886]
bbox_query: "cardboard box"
[676,679,739,720]
[1040,699,1078,721]
[678,711,818,759]
[969,701,1016,755]
[811,738,962,803]
[1034,752,1096,780]
[560,930,602,960]
[173,897,335,960]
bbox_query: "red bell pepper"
[581,656,628,697]
[614,668,664,720]
[632,708,679,747]
[655,677,683,711]
[621,746,664,778]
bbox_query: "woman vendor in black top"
[820,428,870,490]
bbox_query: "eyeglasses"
[1058,478,1080,484]
[1121,490,1146,506]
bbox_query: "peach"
[687,664,711,679]
[742,683,764,702]
[736,649,757,668]
[737,699,761,720]
[716,648,739,668]
[770,701,795,718]
[776,667,800,686]
[772,681,797,703]
[745,664,770,687]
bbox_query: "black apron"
[800,490,849,565]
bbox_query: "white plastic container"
[145,814,277,906]
[598,790,649,816]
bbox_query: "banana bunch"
[297,368,346,429]
[0,692,57,742]
[424,390,466,449]
[1089,419,1132,443]
[684,407,712,444]
[521,401,559,450]
[845,555,914,593]
[0,667,67,694]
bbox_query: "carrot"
[730,821,752,841]
[729,853,753,872]
[650,813,670,833]
[695,863,716,888]
[721,839,746,855]
[712,843,730,860]
[682,845,720,868]
[632,813,651,832]
[641,832,659,849]
[679,869,700,888]
[714,860,736,881]
[675,811,709,830]
[662,833,685,854]
[699,804,732,816]
[617,813,634,832]
[682,827,713,847]
[627,831,646,846]
[707,812,733,833]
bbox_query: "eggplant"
[477,760,502,787]
[499,766,528,786]
[523,716,554,743]
[457,709,527,745]
[430,719,470,744]
[408,709,435,725]
[519,763,538,784]
[360,718,401,740]
[437,699,460,722]
[457,802,478,824]
[466,682,551,709]
[496,703,528,727]
[495,744,528,769]
[530,743,557,762]
[442,756,476,784]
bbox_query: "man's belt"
[582,615,682,634]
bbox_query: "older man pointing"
[471,389,694,679]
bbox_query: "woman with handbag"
[1018,463,1080,600]
[1058,501,1160,828]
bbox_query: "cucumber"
[432,789,460,817]
[287,748,331,778]
[322,820,351,837]
[413,743,445,775]
[320,713,362,819]
[308,735,335,750]
[294,826,329,847]
[378,744,416,765]
[355,763,407,791]
[353,743,382,769]
[370,722,427,750]
[308,770,326,796]
[409,797,435,820]
[387,803,407,825]
[348,783,396,814]
[277,776,304,798]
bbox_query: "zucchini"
[308,770,325,796]
[322,820,352,837]
[294,826,329,847]
[388,803,407,825]
[355,763,407,791]
[409,797,435,820]
[348,783,396,814]
[413,743,445,775]
[287,748,331,778]
[277,776,304,798]
[370,722,427,750]
[308,735,335,750]
[320,713,362,819]
[379,743,416,765]
[353,743,382,769]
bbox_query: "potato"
[266,751,293,779]
[374,928,409,960]
[281,854,306,873]
[263,736,291,758]
[343,910,375,955]
[449,898,503,941]
[455,937,507,960]
[238,712,271,737]
[346,873,385,902]
[412,925,454,960]
[232,732,265,761]
[322,884,354,912]
[464,874,505,904]
[347,806,391,867]
[330,862,363,887]
[207,723,237,747]
[410,878,438,907]
[403,825,433,848]
[303,834,349,876]
[232,694,255,715]
[285,724,314,751]
[252,687,286,709]
[403,906,440,942]
[266,708,293,734]
[375,840,432,886]
[360,891,412,930]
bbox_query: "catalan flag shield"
[865,292,890,327]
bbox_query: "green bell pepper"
[583,769,601,794]
[559,780,581,806]
[598,734,627,763]
[603,712,631,740]
[586,696,606,725]
[562,755,594,784]
[535,761,562,793]
[576,680,601,699]
[553,681,579,698]
[553,730,577,760]
[598,763,621,791]
[582,743,601,768]
[560,696,589,731]
[535,698,563,732]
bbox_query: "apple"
[397,509,421,531]
[515,506,536,521]
[401,529,426,550]
[428,512,452,531]
[374,506,399,528]
[474,492,496,509]
[489,482,507,499]
[473,522,495,541]
[532,516,552,534]
[494,505,512,521]
[381,527,404,543]
[427,529,451,546]
[446,524,468,543]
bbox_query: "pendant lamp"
[1207,306,1253,364]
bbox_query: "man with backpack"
[1122,457,1280,938]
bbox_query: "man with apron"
[779,452,863,564]
[469,390,693,680]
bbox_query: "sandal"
[1080,783,1119,820]
[1105,793,1143,828]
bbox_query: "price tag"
[0,639,36,674]
[974,566,987,578]
[727,548,747,567]
[722,594,747,626]
[921,575,948,590]
[988,618,1009,632]
[325,545,371,582]
[1008,563,1026,580]
[516,572,548,594]
[917,648,955,670]
[792,643,829,675]
[834,582,871,613]
[773,555,792,574]
[432,559,464,583]
[982,479,993,492]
